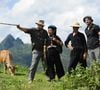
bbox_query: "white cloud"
[0,0,100,43]
[12,0,35,16]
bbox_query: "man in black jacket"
[17,20,48,83]
[83,16,100,65]
[65,22,87,74]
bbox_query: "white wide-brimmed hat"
[70,22,81,28]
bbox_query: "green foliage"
[9,44,32,66]
[63,61,100,90]
[0,61,100,90]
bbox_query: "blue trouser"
[28,50,43,81]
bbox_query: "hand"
[16,24,20,29]
[52,38,63,46]
[67,44,74,50]
[83,52,88,60]
[99,41,100,45]
[52,37,58,43]
[52,37,57,41]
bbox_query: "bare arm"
[98,31,100,44]
[97,23,100,44]
[98,31,100,35]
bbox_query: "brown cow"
[0,50,15,76]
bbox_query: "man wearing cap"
[83,16,100,65]
[16,20,48,83]
[65,22,87,74]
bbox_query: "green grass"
[0,62,100,90]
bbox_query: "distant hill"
[0,34,70,71]
[0,34,24,50]
[0,34,32,66]
[0,34,15,49]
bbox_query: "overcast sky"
[0,0,100,43]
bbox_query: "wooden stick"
[0,23,18,26]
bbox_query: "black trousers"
[46,47,65,80]
[68,48,87,74]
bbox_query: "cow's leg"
[4,63,7,74]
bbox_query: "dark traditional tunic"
[65,32,87,73]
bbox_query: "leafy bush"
[63,61,100,90]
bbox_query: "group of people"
[16,16,100,83]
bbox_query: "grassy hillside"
[0,61,100,90]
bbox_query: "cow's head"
[8,65,16,76]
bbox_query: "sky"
[0,0,100,43]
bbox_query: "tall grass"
[0,62,100,90]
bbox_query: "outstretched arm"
[16,25,29,33]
